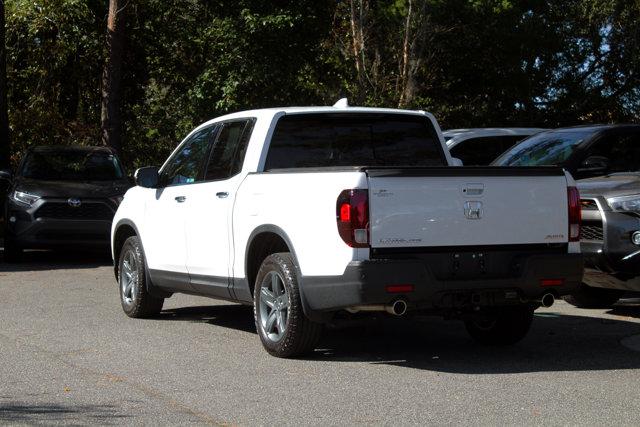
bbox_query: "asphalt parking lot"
[2,249,640,425]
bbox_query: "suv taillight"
[568,186,581,242]
[336,189,369,248]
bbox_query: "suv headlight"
[607,194,640,214]
[10,190,40,207]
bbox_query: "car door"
[183,119,255,298]
[142,126,216,288]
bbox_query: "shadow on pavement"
[159,305,256,334]
[0,247,112,272]
[155,301,640,374]
[0,402,129,424]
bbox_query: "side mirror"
[134,166,160,188]
[0,169,12,181]
[451,157,464,167]
[578,156,610,175]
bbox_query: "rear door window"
[203,119,255,181]
[264,113,445,170]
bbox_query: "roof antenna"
[333,98,349,108]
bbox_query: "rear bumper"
[301,253,583,312]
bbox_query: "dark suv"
[493,125,640,307]
[1,146,130,261]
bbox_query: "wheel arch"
[244,225,300,298]
[112,218,172,299]
[112,219,140,280]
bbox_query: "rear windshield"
[20,150,125,181]
[264,113,445,170]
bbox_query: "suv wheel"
[254,252,322,358]
[118,236,164,318]
[465,305,534,345]
[563,283,623,309]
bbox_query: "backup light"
[567,187,581,242]
[336,189,369,248]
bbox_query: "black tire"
[563,283,623,308]
[3,234,23,263]
[465,305,534,345]
[118,236,164,318]
[254,252,322,358]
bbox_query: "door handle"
[216,192,229,199]
[175,196,186,203]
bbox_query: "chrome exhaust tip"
[540,293,555,308]
[386,299,407,316]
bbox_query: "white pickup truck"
[111,103,583,357]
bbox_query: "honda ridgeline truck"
[111,103,583,357]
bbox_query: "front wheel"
[118,236,164,318]
[465,305,534,345]
[254,253,322,358]
[563,283,623,308]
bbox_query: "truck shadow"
[158,302,640,374]
[159,304,256,333]
[0,247,112,272]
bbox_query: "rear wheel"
[563,283,623,308]
[254,252,322,358]
[118,236,164,318]
[465,305,534,345]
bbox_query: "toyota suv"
[1,146,130,261]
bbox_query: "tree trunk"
[0,0,9,170]
[101,0,125,154]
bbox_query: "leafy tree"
[5,0,104,163]
[0,0,9,170]
[2,0,638,169]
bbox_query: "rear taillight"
[336,189,369,248]
[568,186,581,242]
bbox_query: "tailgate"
[367,167,569,248]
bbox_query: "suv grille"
[581,224,604,241]
[34,202,114,221]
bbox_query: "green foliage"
[6,0,104,163]
[3,0,639,169]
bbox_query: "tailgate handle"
[462,183,484,197]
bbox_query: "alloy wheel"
[120,249,138,307]
[259,271,290,342]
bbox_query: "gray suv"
[493,125,640,307]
